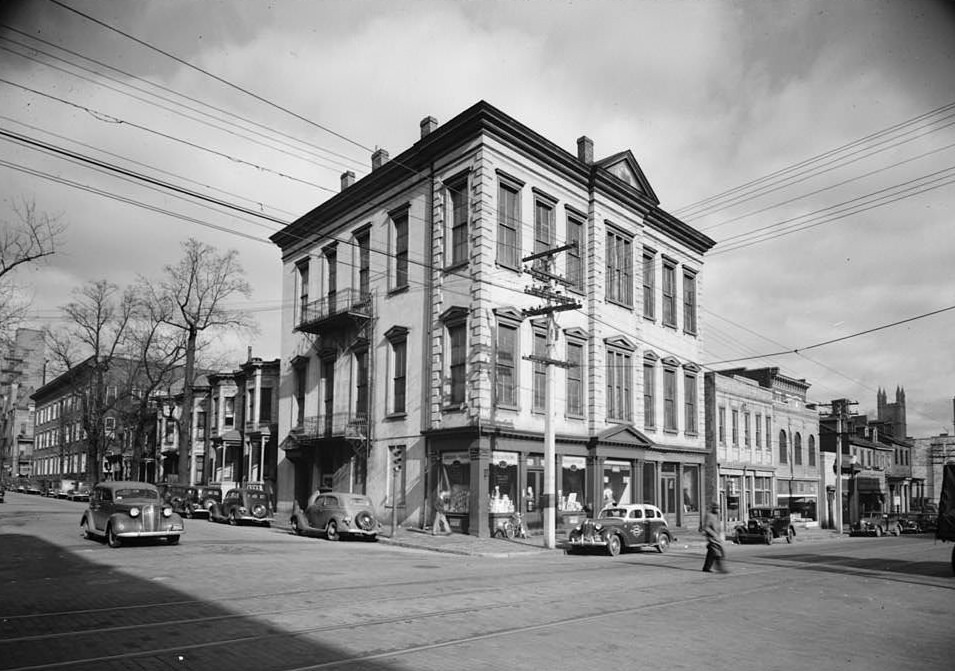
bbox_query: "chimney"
[577,136,593,164]
[247,346,252,362]
[420,116,438,138]
[371,148,389,170]
[340,171,355,191]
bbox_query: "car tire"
[167,535,180,545]
[656,534,670,553]
[82,519,94,541]
[786,528,794,544]
[326,520,340,541]
[606,534,622,557]
[107,525,121,548]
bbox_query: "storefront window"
[753,476,772,506]
[559,456,586,511]
[721,474,741,521]
[436,451,470,513]
[661,463,677,514]
[489,451,518,513]
[642,461,657,505]
[602,460,631,508]
[682,464,700,513]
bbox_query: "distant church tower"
[877,386,907,439]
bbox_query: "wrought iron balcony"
[291,413,368,442]
[296,289,372,334]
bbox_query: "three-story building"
[271,101,715,536]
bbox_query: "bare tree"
[149,238,255,484]
[46,280,137,485]
[0,198,67,345]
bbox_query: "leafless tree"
[46,280,137,485]
[0,198,67,345]
[148,238,255,483]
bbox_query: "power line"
[0,28,367,173]
[702,302,955,366]
[48,0,376,154]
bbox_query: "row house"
[0,328,44,479]
[30,356,142,484]
[157,357,279,495]
[271,101,715,536]
[704,368,821,526]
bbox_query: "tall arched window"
[809,435,817,467]
[779,430,788,463]
[794,432,803,465]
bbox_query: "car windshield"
[115,489,158,502]
[598,508,627,519]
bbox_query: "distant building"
[704,367,821,525]
[0,328,45,479]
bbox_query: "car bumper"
[569,535,609,547]
[236,515,274,524]
[116,529,184,538]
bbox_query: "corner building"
[271,101,715,536]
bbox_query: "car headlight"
[162,506,173,517]
[573,525,581,532]
[594,523,603,532]
[129,507,141,518]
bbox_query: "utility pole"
[521,242,581,550]
[827,398,857,535]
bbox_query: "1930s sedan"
[734,507,796,544]
[568,503,673,556]
[209,486,274,526]
[290,491,381,541]
[80,481,184,548]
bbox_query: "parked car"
[733,507,796,545]
[850,512,901,537]
[290,491,381,541]
[25,481,42,495]
[898,513,926,534]
[80,481,184,548]
[159,484,222,518]
[567,503,673,556]
[209,486,274,526]
[67,484,91,502]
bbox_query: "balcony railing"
[292,413,368,441]
[296,289,372,334]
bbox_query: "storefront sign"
[442,451,469,465]
[562,456,586,471]
[491,451,519,468]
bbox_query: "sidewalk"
[375,524,845,557]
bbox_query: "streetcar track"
[1,574,785,671]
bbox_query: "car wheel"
[82,519,94,541]
[326,520,340,541]
[656,534,670,553]
[606,534,622,557]
[786,528,794,544]
[167,535,180,545]
[107,525,121,548]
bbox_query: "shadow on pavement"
[754,549,955,583]
[0,533,399,671]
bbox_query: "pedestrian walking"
[432,490,452,536]
[702,501,728,573]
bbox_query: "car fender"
[80,512,98,534]
[291,510,317,537]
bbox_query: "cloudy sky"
[2,0,954,436]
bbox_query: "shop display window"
[489,451,518,513]
[642,461,656,504]
[682,464,700,513]
[602,460,631,507]
[436,452,470,514]
[559,456,586,512]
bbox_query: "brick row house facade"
[271,101,715,536]
[0,328,44,480]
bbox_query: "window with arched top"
[794,432,803,465]
[809,435,817,467]
[779,430,788,463]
